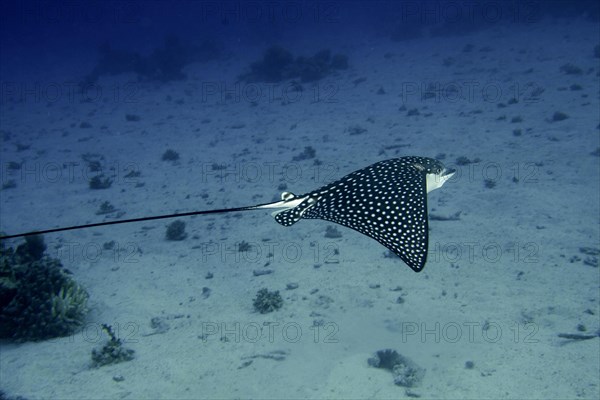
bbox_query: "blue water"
[1,1,599,399]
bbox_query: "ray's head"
[404,156,455,193]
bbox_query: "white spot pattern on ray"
[274,157,447,272]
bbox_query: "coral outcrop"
[239,46,348,83]
[0,236,88,341]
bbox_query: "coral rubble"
[91,324,135,367]
[368,349,425,387]
[253,288,283,314]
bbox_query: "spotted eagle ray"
[0,156,454,272]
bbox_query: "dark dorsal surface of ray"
[273,157,434,271]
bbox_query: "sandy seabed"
[1,17,599,400]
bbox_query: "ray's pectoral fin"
[293,159,433,272]
[386,200,428,273]
[272,197,317,227]
[382,171,429,273]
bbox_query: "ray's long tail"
[0,192,304,240]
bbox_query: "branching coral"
[50,280,89,329]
